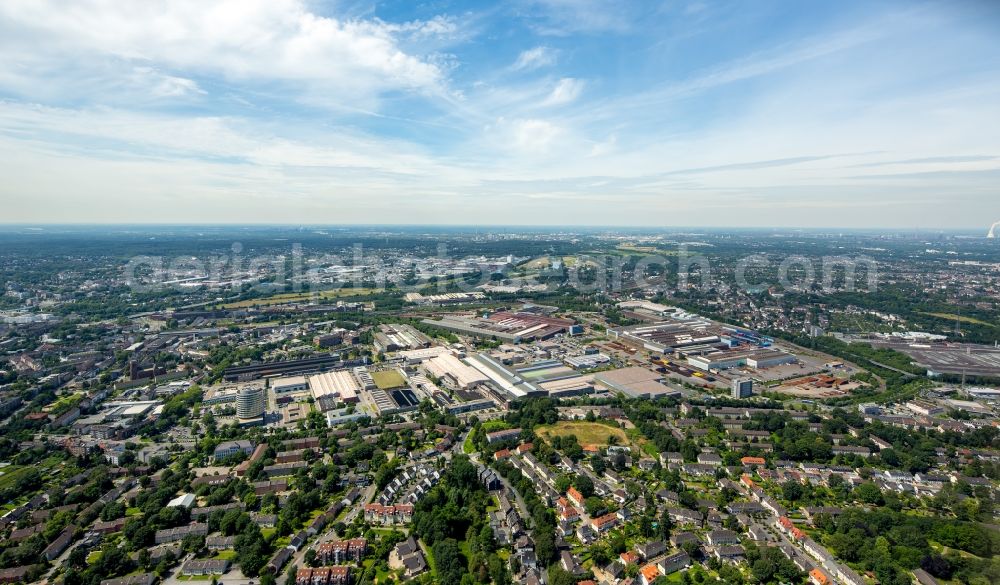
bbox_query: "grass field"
[371,369,406,390]
[920,312,996,326]
[0,466,31,490]
[212,550,237,561]
[521,257,551,269]
[0,455,62,491]
[481,420,510,433]
[220,287,379,309]
[535,420,628,447]
[48,393,84,415]
[612,244,682,256]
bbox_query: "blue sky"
[0,0,998,228]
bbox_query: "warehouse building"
[538,375,595,397]
[271,375,308,394]
[421,311,575,343]
[564,353,611,369]
[422,353,489,391]
[374,324,431,353]
[397,346,451,364]
[465,354,546,400]
[309,370,361,404]
[594,367,681,399]
[687,349,796,371]
[611,322,720,353]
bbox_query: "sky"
[0,0,998,229]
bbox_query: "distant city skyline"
[1,0,998,227]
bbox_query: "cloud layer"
[0,0,998,228]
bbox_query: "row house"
[263,461,309,477]
[281,436,321,451]
[697,452,723,465]
[760,496,787,517]
[809,567,832,585]
[640,563,661,585]
[670,532,699,549]
[591,512,619,534]
[295,566,350,585]
[728,429,771,439]
[728,440,774,452]
[154,523,208,544]
[714,545,745,563]
[557,519,575,538]
[636,540,667,560]
[276,449,307,464]
[267,547,293,576]
[191,475,230,489]
[206,535,236,551]
[316,539,368,564]
[727,502,766,516]
[836,564,868,585]
[576,523,596,545]
[254,513,277,528]
[667,508,702,527]
[191,502,242,520]
[777,516,806,541]
[656,489,681,506]
[181,559,230,576]
[90,517,128,535]
[659,551,690,574]
[566,486,585,508]
[802,537,836,566]
[682,463,716,477]
[9,524,45,542]
[485,428,521,444]
[659,452,684,466]
[801,507,842,524]
[480,468,502,492]
[253,480,288,495]
[43,525,76,561]
[832,445,871,458]
[363,504,413,525]
[705,530,740,546]
[559,505,580,523]
[235,443,269,477]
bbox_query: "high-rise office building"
[732,378,753,399]
[236,385,265,422]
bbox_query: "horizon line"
[0,222,994,233]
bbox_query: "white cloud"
[588,134,617,157]
[542,77,584,106]
[515,119,560,151]
[512,46,557,71]
[0,0,451,108]
[0,101,458,176]
[381,15,459,38]
[130,67,205,98]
